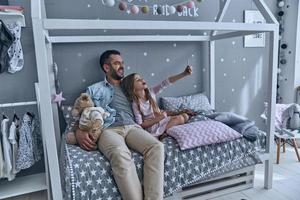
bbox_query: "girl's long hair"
[121,73,160,115]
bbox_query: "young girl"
[121,66,194,138]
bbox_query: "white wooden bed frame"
[31,0,278,199]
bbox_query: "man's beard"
[110,66,123,80]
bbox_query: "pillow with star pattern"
[161,92,213,113]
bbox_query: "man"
[75,50,164,200]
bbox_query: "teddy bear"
[66,93,109,145]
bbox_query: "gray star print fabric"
[60,132,265,200]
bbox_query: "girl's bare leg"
[166,113,189,130]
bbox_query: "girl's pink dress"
[132,79,171,137]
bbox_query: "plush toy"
[66,93,109,145]
[288,104,300,130]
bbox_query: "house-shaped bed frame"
[31,0,278,199]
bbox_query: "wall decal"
[101,0,202,17]
[276,0,289,103]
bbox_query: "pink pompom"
[186,1,195,9]
[130,5,139,14]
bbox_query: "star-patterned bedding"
[60,131,266,200]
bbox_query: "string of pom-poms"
[102,0,203,15]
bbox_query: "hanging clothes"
[31,113,42,163]
[1,116,14,180]
[6,22,24,73]
[8,116,20,178]
[16,113,42,171]
[0,19,15,73]
[0,120,4,178]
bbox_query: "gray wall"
[1,0,279,130]
[54,42,203,104]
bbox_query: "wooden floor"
[7,147,300,200]
[210,146,300,200]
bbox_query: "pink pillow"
[166,120,242,150]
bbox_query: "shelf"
[0,12,25,27]
[0,173,47,199]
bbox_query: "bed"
[60,130,266,200]
[31,0,279,199]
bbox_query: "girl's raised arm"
[168,65,192,83]
[152,65,192,94]
[151,79,171,94]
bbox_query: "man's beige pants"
[98,125,164,200]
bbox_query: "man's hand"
[75,128,97,151]
[184,65,193,76]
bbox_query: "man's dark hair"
[99,50,121,72]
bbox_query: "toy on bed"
[66,93,110,145]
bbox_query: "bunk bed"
[31,0,279,199]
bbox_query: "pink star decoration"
[53,91,66,107]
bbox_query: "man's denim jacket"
[86,78,116,129]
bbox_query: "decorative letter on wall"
[244,10,266,48]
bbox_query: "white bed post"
[211,0,232,36]
[209,41,216,110]
[208,0,231,109]
[31,0,63,199]
[263,28,279,190]
[253,0,279,189]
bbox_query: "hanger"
[13,107,19,122]
[26,110,35,119]
[2,110,7,119]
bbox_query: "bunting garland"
[276,0,288,103]
[102,0,202,16]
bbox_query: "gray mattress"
[60,131,266,200]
